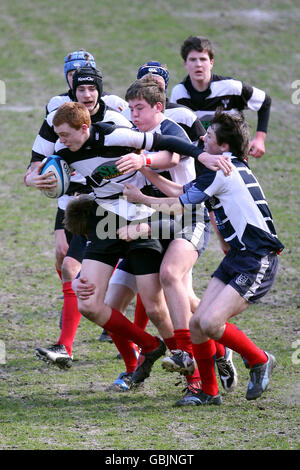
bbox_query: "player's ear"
[220,142,229,153]
[156,102,163,112]
[81,124,89,134]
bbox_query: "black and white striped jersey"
[180,155,284,256]
[170,74,271,132]
[31,101,132,210]
[53,122,206,221]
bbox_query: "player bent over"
[123,112,284,403]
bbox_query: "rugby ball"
[41,155,71,198]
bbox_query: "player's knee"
[144,300,165,324]
[77,299,98,322]
[159,265,178,288]
[189,314,201,334]
[61,257,81,282]
[199,314,220,339]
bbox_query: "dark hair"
[210,112,250,159]
[63,194,94,235]
[180,36,214,61]
[125,76,166,111]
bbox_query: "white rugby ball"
[41,155,71,198]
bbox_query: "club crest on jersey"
[221,98,230,109]
[89,161,124,187]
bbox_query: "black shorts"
[84,203,164,275]
[54,207,86,263]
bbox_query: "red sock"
[57,281,82,356]
[218,323,267,368]
[103,308,159,353]
[215,342,226,359]
[109,333,139,373]
[174,329,194,357]
[134,293,149,330]
[164,336,177,352]
[56,267,62,280]
[174,329,201,385]
[192,340,219,396]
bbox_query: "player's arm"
[123,182,184,215]
[139,167,183,197]
[241,82,271,158]
[209,211,230,254]
[116,150,179,174]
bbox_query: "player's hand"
[73,277,96,300]
[248,134,265,158]
[25,161,57,189]
[123,182,144,203]
[198,152,232,176]
[116,152,144,174]
[117,223,150,242]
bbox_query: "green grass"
[0,0,300,451]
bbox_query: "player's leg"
[104,278,140,391]
[35,230,85,369]
[158,239,203,404]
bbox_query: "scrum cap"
[137,61,169,91]
[72,66,103,103]
[64,50,96,86]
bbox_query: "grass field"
[0,0,299,452]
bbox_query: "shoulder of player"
[159,117,190,140]
[165,102,197,124]
[46,92,71,114]
[209,74,250,96]
[170,82,190,101]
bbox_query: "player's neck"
[145,113,165,132]
[190,76,211,92]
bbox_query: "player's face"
[54,123,88,151]
[76,85,99,115]
[184,50,214,86]
[203,126,223,154]
[128,98,162,132]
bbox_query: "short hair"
[210,112,250,160]
[63,194,94,236]
[53,102,91,130]
[180,36,214,61]
[125,76,166,111]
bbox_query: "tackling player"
[123,112,283,404]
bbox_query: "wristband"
[143,153,152,167]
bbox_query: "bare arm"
[123,182,184,215]
[139,166,183,197]
[116,150,179,174]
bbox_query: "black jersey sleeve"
[151,133,201,160]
